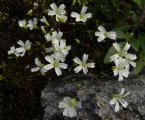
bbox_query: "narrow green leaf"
[130,37,140,52]
[131,59,143,75]
[139,32,145,51]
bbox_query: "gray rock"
[41,73,145,120]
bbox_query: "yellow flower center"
[104,32,108,38]
[53,61,59,67]
[80,15,84,19]
[67,98,76,108]
[82,61,86,67]
[112,94,121,99]
[56,9,59,14]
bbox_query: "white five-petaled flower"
[16,40,31,57]
[73,54,95,74]
[110,88,130,112]
[95,25,116,42]
[71,6,92,22]
[31,58,47,75]
[48,3,67,22]
[27,18,38,30]
[44,55,68,76]
[112,58,130,81]
[59,97,82,118]
[110,42,137,68]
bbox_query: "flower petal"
[95,32,101,37]
[82,54,88,62]
[50,3,57,10]
[44,64,54,70]
[98,25,106,32]
[71,12,79,18]
[17,40,24,46]
[123,42,130,52]
[35,58,41,66]
[119,99,128,108]
[74,66,82,73]
[45,56,54,63]
[73,57,82,64]
[87,63,95,68]
[83,67,88,74]
[108,31,116,40]
[59,4,65,9]
[113,42,120,52]
[110,98,116,105]
[97,35,105,42]
[31,67,39,72]
[115,102,120,112]
[55,67,62,76]
[81,6,88,14]
[48,10,56,16]
[59,63,68,69]
[85,13,92,19]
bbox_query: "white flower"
[18,19,27,28]
[95,25,116,42]
[16,40,31,57]
[71,6,92,22]
[27,18,38,30]
[110,42,137,68]
[112,58,130,81]
[44,55,68,76]
[73,54,95,74]
[59,97,82,118]
[110,88,130,112]
[31,58,47,75]
[48,3,67,22]
[8,46,21,57]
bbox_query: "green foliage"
[133,0,145,6]
[132,59,144,75]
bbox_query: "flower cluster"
[8,2,137,116]
[111,42,137,81]
[8,40,31,57]
[47,3,92,23]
